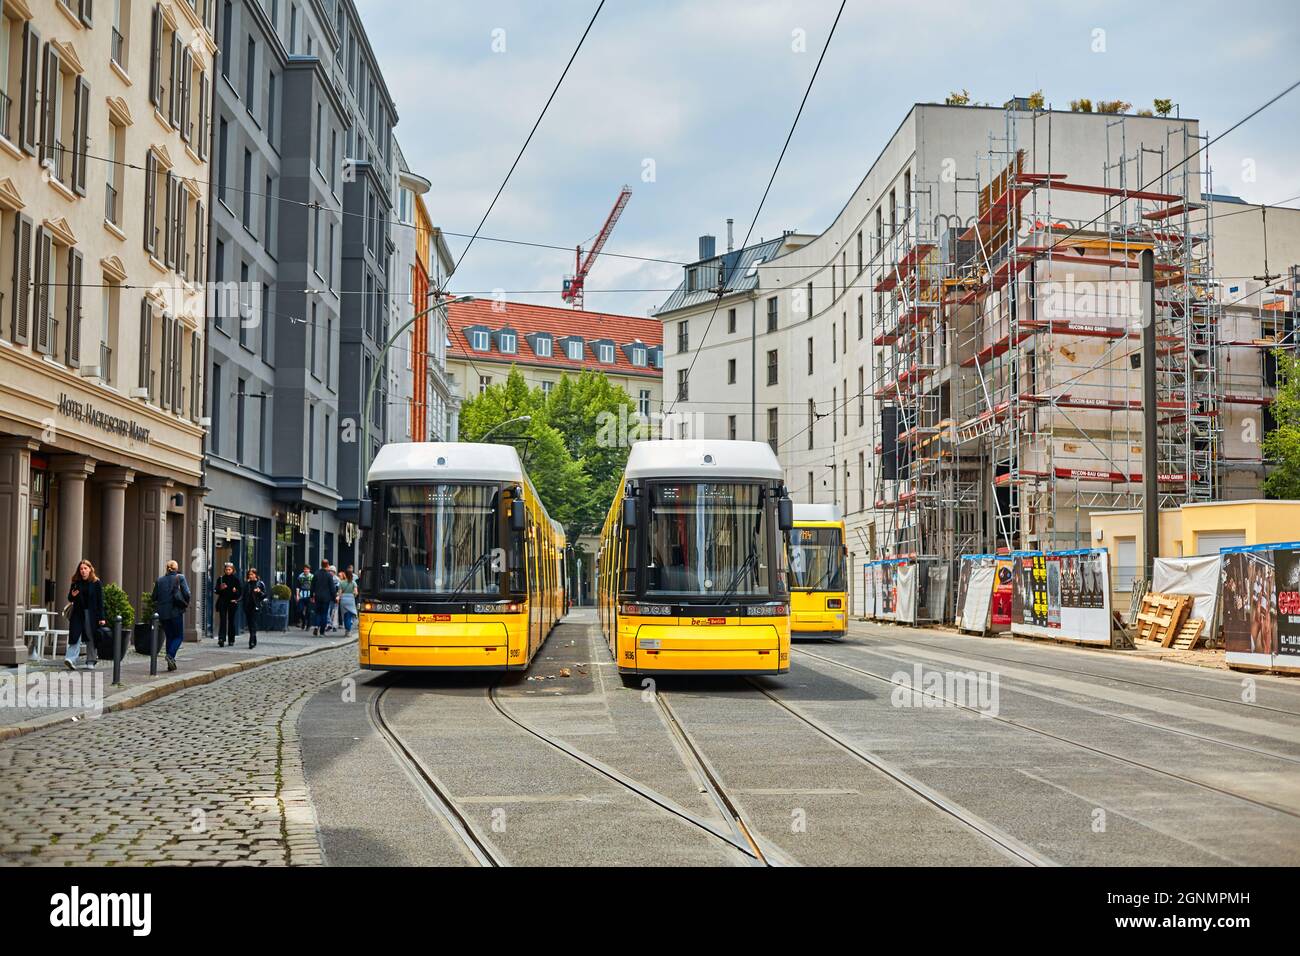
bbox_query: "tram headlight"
[744,604,788,617]
[363,602,401,614]
[474,603,522,614]
[620,602,672,616]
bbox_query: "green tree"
[1263,350,1300,499]
[1153,98,1174,116]
[945,89,971,106]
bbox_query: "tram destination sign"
[57,393,152,444]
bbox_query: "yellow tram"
[789,503,848,640]
[597,440,794,683]
[357,442,566,671]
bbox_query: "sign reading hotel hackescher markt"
[56,393,151,444]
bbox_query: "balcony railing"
[0,91,10,142]
[111,28,125,69]
[105,183,118,225]
[100,342,113,385]
[46,141,69,186]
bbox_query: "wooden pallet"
[1172,618,1205,651]
[1135,592,1191,646]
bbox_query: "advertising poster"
[896,562,918,624]
[955,558,975,627]
[1221,542,1300,672]
[1011,549,1111,644]
[957,555,997,633]
[992,558,1014,629]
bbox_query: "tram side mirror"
[358,499,374,531]
[510,499,526,532]
[778,497,794,532]
[622,497,638,530]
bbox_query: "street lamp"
[481,415,531,441]
[361,292,475,472]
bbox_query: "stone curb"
[0,636,359,743]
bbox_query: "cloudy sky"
[357,0,1300,318]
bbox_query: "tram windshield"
[645,482,772,598]
[377,484,502,594]
[789,527,845,591]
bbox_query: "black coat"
[215,573,242,610]
[241,579,267,613]
[67,578,105,628]
[310,570,338,603]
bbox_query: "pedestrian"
[339,570,358,634]
[295,564,314,630]
[327,562,342,632]
[214,561,242,647]
[242,568,268,650]
[64,559,106,671]
[310,558,337,636]
[152,560,192,671]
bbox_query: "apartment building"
[661,102,1288,611]
[388,138,457,445]
[0,0,215,660]
[203,0,395,585]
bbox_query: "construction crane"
[561,185,632,309]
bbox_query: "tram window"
[645,483,769,597]
[380,484,501,593]
[789,527,845,590]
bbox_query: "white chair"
[23,610,50,661]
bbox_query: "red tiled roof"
[447,299,663,378]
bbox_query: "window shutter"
[189,333,199,421]
[66,249,83,368]
[169,32,181,128]
[40,44,58,168]
[138,300,151,393]
[177,190,188,279]
[72,75,90,196]
[18,23,39,155]
[32,228,51,354]
[174,320,184,412]
[159,314,170,409]
[10,215,31,345]
[163,171,175,267]
[143,152,157,253]
[148,5,162,108]
[194,202,205,285]
[179,48,191,142]
[197,73,209,160]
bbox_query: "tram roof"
[793,503,842,523]
[367,442,526,484]
[624,440,784,481]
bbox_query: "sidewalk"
[0,627,357,741]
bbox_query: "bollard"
[149,613,160,676]
[112,615,123,686]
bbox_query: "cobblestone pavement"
[0,645,357,867]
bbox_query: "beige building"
[0,0,215,661]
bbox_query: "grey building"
[204,0,394,603]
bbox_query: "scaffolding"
[871,108,1227,583]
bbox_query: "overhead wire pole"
[665,0,847,422]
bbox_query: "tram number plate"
[418,614,451,623]
[690,617,726,626]
[638,639,661,650]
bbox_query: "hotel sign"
[56,393,151,444]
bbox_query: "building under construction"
[871,107,1260,571]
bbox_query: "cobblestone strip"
[0,646,358,867]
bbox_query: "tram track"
[794,647,1300,822]
[858,630,1300,718]
[742,677,1058,867]
[485,683,774,866]
[369,683,506,867]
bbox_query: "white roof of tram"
[367,442,526,484]
[624,440,784,481]
[794,503,842,523]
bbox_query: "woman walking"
[241,568,268,649]
[65,560,106,671]
[214,562,242,647]
[339,570,358,634]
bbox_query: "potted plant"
[101,584,134,658]
[134,591,159,655]
[267,583,292,631]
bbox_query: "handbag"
[172,575,191,612]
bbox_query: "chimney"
[698,234,716,261]
[726,219,734,252]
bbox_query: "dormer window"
[565,338,584,361]
[631,345,646,366]
[497,329,517,354]
[534,335,552,358]
[468,328,490,351]
[596,342,615,363]
[649,347,664,369]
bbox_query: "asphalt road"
[299,610,1300,866]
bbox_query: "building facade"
[203,0,396,592]
[389,138,457,445]
[446,298,664,415]
[0,0,215,660]
[661,102,1290,613]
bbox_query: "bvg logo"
[690,617,726,626]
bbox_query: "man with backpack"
[152,560,192,671]
[294,565,314,630]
